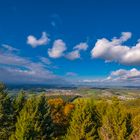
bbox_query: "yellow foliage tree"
[48,98,74,138]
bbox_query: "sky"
[1,0,140,86]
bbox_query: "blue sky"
[0,0,140,86]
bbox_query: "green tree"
[11,90,27,136]
[10,95,54,140]
[12,90,26,117]
[99,98,132,140]
[65,99,99,140]
[130,114,140,140]
[0,83,13,139]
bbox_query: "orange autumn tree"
[48,98,74,138]
[48,98,65,124]
[64,103,75,116]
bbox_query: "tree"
[13,90,26,111]
[65,99,99,140]
[0,83,13,139]
[0,82,6,92]
[130,114,140,140]
[10,95,54,140]
[63,103,75,117]
[12,90,26,118]
[48,98,74,138]
[11,90,27,136]
[99,98,132,140]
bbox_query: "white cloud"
[48,41,88,60]
[27,32,50,47]
[2,44,19,52]
[66,42,88,60]
[91,32,140,66]
[107,68,140,82]
[0,66,64,84]
[80,79,101,83]
[77,68,140,86]
[65,50,80,60]
[40,57,51,65]
[48,39,67,58]
[74,42,88,51]
[0,48,66,84]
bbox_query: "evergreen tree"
[10,95,54,140]
[130,114,140,140]
[99,98,131,140]
[10,90,27,137]
[0,83,13,139]
[13,90,26,115]
[65,99,99,140]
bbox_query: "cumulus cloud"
[74,42,88,51]
[48,41,88,60]
[78,68,140,86]
[27,32,50,47]
[91,32,140,66]
[66,42,88,60]
[107,68,140,82]
[48,39,67,58]
[65,50,80,60]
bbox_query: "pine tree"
[10,91,27,138]
[65,99,99,140]
[12,90,26,122]
[130,114,140,140]
[0,83,13,139]
[13,90,26,115]
[10,95,54,140]
[99,98,131,140]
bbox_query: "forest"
[0,83,140,140]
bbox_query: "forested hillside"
[0,83,140,140]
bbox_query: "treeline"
[0,83,140,140]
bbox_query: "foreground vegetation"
[0,83,140,140]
